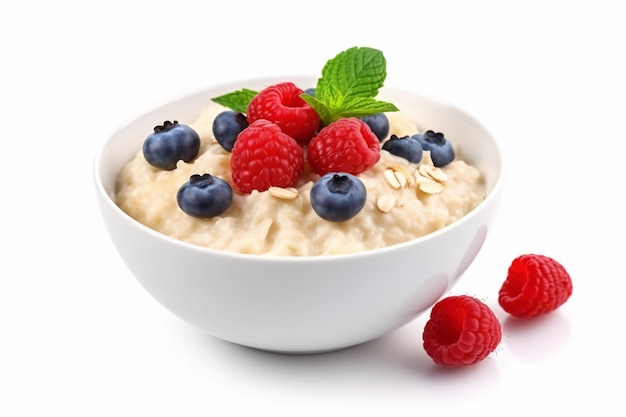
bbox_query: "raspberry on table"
[247,82,321,146]
[498,254,573,318]
[422,295,502,367]
[230,119,304,193]
[306,118,380,176]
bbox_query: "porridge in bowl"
[114,47,486,256]
[115,108,485,256]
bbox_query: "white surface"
[1,0,624,416]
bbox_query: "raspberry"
[306,118,380,176]
[498,254,573,318]
[247,82,320,146]
[422,295,502,367]
[230,120,304,193]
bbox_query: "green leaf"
[332,98,399,120]
[211,88,258,114]
[209,47,398,126]
[313,46,397,124]
[300,94,333,125]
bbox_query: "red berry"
[422,295,502,367]
[498,254,573,318]
[306,118,380,176]
[230,120,304,193]
[247,82,320,146]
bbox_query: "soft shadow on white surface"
[501,311,571,362]
[182,319,502,404]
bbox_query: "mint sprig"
[301,46,398,125]
[211,88,258,114]
[209,47,398,124]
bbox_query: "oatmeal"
[115,105,486,256]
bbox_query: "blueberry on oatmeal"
[177,174,233,218]
[310,173,367,222]
[143,121,200,170]
[412,130,455,167]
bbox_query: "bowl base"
[229,339,373,356]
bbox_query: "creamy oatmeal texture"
[115,106,486,256]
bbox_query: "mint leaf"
[210,47,398,126]
[332,98,399,119]
[299,94,332,125]
[211,88,258,114]
[308,46,399,124]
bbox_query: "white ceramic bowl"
[94,76,503,353]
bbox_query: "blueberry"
[212,110,248,152]
[177,174,233,218]
[360,113,389,141]
[412,130,455,167]
[143,121,200,170]
[303,87,316,96]
[382,134,423,163]
[310,173,367,222]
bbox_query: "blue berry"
[177,174,233,218]
[360,113,389,141]
[382,134,423,163]
[303,87,316,96]
[212,110,248,152]
[143,121,200,170]
[412,130,455,167]
[310,172,366,222]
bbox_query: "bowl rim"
[93,75,504,263]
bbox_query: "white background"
[2,1,625,416]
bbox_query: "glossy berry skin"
[177,174,233,218]
[382,134,423,163]
[423,295,502,367]
[230,119,304,193]
[499,254,573,318]
[303,87,316,96]
[142,121,201,170]
[212,110,248,152]
[310,173,367,222]
[307,118,380,176]
[247,82,321,146]
[412,130,455,167]
[360,113,389,141]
